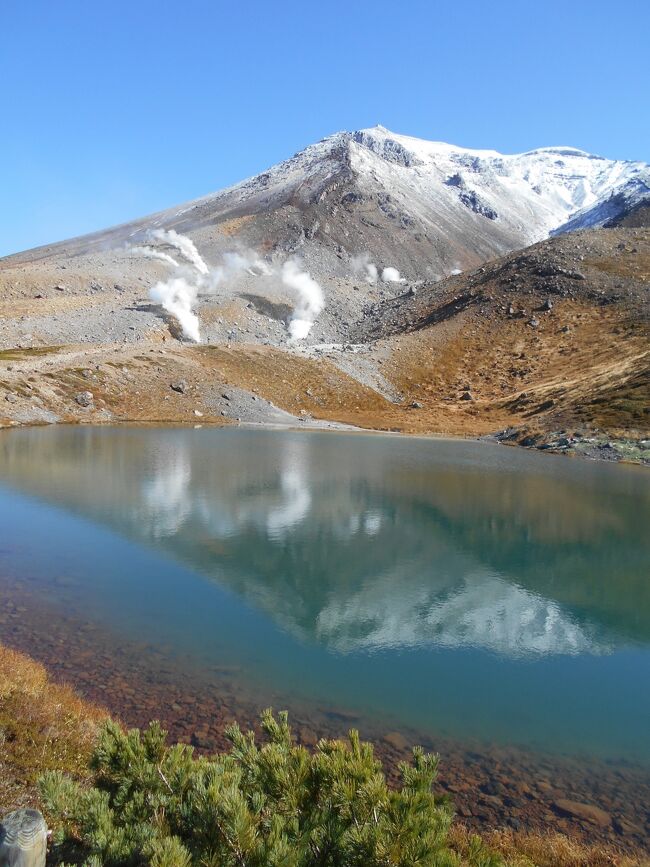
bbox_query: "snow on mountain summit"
[345,125,648,236]
[173,124,647,279]
[174,124,645,239]
[9,125,647,285]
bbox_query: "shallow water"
[1,426,649,841]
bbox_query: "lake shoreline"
[0,340,647,466]
[1,633,648,865]
[1,415,648,467]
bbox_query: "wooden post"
[0,810,47,867]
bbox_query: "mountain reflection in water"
[2,426,648,664]
[0,428,650,755]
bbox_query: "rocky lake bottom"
[2,576,648,853]
[0,426,649,853]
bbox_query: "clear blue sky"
[2,0,648,257]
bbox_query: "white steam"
[381,266,406,283]
[149,276,201,343]
[351,254,405,284]
[133,231,325,343]
[351,253,378,284]
[148,228,208,275]
[281,260,325,341]
[143,230,208,343]
[131,246,180,268]
[205,250,271,292]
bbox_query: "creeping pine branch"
[157,765,173,795]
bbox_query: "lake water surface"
[1,427,649,843]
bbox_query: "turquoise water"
[1,426,649,764]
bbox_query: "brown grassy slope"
[450,825,648,867]
[185,227,649,442]
[351,226,649,442]
[0,645,106,811]
[193,344,394,423]
[377,297,647,438]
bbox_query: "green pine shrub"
[39,709,502,866]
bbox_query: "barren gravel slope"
[0,220,648,462]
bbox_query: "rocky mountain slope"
[0,224,647,461]
[0,128,648,460]
[5,126,649,283]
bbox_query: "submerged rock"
[382,731,409,751]
[552,799,611,827]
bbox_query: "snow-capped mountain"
[137,125,648,280]
[349,127,649,234]
[9,126,648,283]
[214,125,648,242]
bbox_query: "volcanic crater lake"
[1,426,650,837]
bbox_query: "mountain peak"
[349,128,602,161]
[6,126,648,289]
